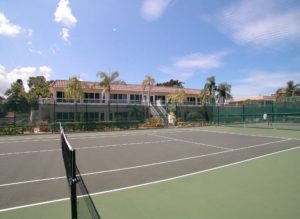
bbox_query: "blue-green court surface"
[1,143,299,219]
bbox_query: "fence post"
[85,103,88,131]
[70,150,77,219]
[53,102,56,122]
[242,104,245,124]
[217,105,220,126]
[271,101,274,123]
[13,102,16,129]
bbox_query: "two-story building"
[38,80,202,122]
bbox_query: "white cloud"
[27,28,33,37]
[232,70,300,98]
[0,65,53,96]
[27,41,43,55]
[175,52,227,70]
[60,27,70,42]
[0,12,21,36]
[50,44,60,55]
[39,66,52,81]
[218,0,300,47]
[141,0,172,21]
[54,0,77,27]
[54,0,77,41]
[160,51,229,80]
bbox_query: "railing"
[83,99,105,104]
[156,100,168,116]
[149,103,160,117]
[39,98,201,106]
[129,100,142,104]
[110,99,128,104]
[39,98,106,104]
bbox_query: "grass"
[1,146,299,219]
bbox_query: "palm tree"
[96,71,126,120]
[167,90,186,105]
[276,80,300,99]
[199,76,216,105]
[167,90,186,117]
[286,80,300,96]
[216,83,233,105]
[141,75,155,105]
[64,76,87,102]
[64,76,87,121]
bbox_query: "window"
[56,91,64,102]
[84,112,100,121]
[187,97,196,105]
[56,112,74,121]
[130,94,142,103]
[100,112,105,121]
[110,93,127,103]
[114,112,128,121]
[84,93,97,103]
[155,96,166,104]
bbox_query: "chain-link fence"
[1,101,299,134]
[212,102,300,130]
[0,101,150,134]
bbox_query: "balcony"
[39,98,201,106]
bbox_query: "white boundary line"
[189,127,300,140]
[0,125,298,144]
[0,138,291,187]
[0,129,189,144]
[0,139,174,156]
[0,145,299,213]
[148,133,232,151]
[0,149,61,156]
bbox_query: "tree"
[156,79,184,88]
[216,83,233,104]
[199,76,217,105]
[5,79,24,97]
[64,76,87,102]
[276,80,300,98]
[167,89,187,116]
[27,76,51,107]
[97,71,126,120]
[64,76,88,121]
[4,79,29,114]
[167,90,186,105]
[141,75,155,105]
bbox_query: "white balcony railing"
[39,98,200,106]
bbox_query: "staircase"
[150,102,172,128]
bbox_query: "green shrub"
[51,120,141,132]
[143,117,163,128]
[186,112,204,121]
[37,121,50,132]
[0,125,33,135]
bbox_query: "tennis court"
[0,126,299,218]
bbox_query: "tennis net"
[60,123,101,219]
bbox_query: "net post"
[70,150,78,219]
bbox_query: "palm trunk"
[107,90,111,121]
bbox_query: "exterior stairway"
[150,102,173,128]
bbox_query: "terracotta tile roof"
[50,80,201,95]
[229,95,276,102]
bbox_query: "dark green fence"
[0,101,149,134]
[212,102,300,130]
[1,100,299,134]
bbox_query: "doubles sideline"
[0,145,299,213]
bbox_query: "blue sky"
[0,0,300,98]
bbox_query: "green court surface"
[196,125,300,139]
[1,144,299,219]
